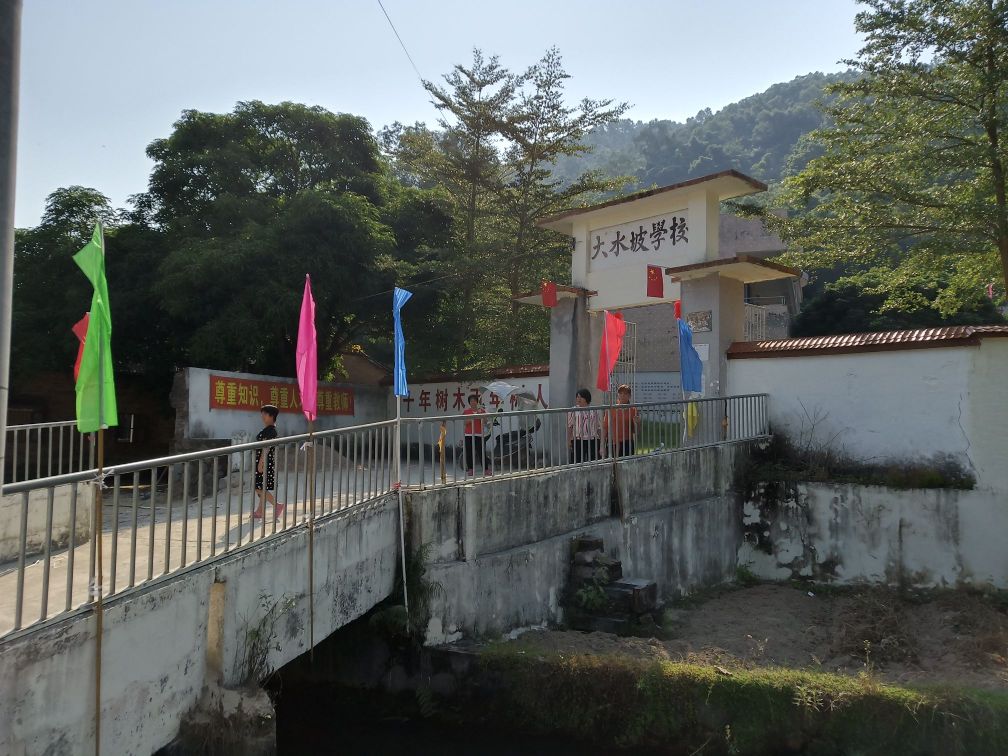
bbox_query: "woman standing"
[566,388,600,463]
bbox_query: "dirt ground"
[504,584,1008,690]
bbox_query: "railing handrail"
[0,394,768,641]
[1,397,771,493]
[2,419,398,495]
[398,394,768,425]
[5,420,81,431]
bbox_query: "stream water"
[274,684,664,755]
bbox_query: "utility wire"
[377,0,424,84]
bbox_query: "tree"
[418,51,521,371]
[498,49,629,294]
[384,49,630,370]
[11,187,118,379]
[792,270,1004,336]
[145,100,451,375]
[770,0,1008,312]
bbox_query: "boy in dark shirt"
[252,404,284,519]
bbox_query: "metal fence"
[3,420,93,485]
[399,394,769,488]
[0,394,768,641]
[0,420,396,639]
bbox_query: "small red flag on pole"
[541,280,558,307]
[674,300,682,320]
[72,312,89,382]
[646,265,664,298]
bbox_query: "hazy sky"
[15,0,864,227]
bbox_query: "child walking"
[252,404,285,519]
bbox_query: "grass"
[744,433,975,492]
[470,649,1008,755]
[636,420,682,454]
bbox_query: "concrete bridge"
[0,396,768,755]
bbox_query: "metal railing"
[399,394,769,489]
[0,394,769,641]
[4,420,93,485]
[744,303,768,341]
[0,420,396,639]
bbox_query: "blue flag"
[392,287,413,397]
[678,318,704,394]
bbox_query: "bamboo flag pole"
[391,288,412,622]
[296,273,318,659]
[307,419,315,661]
[438,422,446,485]
[395,396,409,618]
[93,329,105,756]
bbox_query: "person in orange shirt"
[603,384,640,458]
[462,394,488,475]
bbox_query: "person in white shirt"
[566,388,600,463]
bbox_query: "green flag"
[72,223,117,433]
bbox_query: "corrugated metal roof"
[728,325,1008,359]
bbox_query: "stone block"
[605,578,657,614]
[573,535,604,553]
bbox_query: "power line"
[377,0,424,84]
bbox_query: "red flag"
[646,265,664,298]
[541,280,558,308]
[596,311,627,392]
[72,312,89,381]
[674,300,682,320]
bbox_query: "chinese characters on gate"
[589,210,689,272]
[209,374,354,416]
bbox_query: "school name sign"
[209,374,354,415]
[588,210,690,272]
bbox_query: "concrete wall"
[681,274,746,397]
[718,213,786,259]
[177,367,390,444]
[0,497,399,756]
[548,296,604,412]
[411,443,749,644]
[728,342,1008,492]
[966,340,1008,494]
[739,482,1008,589]
[0,482,92,562]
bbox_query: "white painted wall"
[728,343,1008,491]
[740,482,1008,589]
[184,367,390,441]
[966,340,1008,493]
[0,498,398,755]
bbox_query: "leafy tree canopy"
[769,0,1008,313]
[146,100,451,375]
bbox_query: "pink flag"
[596,311,626,392]
[296,274,318,422]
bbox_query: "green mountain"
[553,71,855,190]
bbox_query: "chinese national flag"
[646,265,664,297]
[541,280,558,307]
[674,299,682,320]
